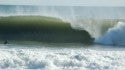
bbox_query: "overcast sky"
[0,0,125,6]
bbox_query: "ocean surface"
[0,5,125,69]
[0,44,125,70]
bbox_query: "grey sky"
[0,0,125,6]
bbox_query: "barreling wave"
[70,19,125,46]
[70,19,119,38]
[0,16,94,44]
[0,16,125,46]
[0,5,125,46]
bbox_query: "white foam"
[0,47,125,70]
[96,21,125,46]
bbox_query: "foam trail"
[96,21,125,46]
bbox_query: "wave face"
[0,16,94,43]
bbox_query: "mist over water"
[0,6,125,19]
[1,6,125,18]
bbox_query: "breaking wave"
[96,21,125,46]
[0,5,125,46]
[0,5,125,70]
[69,19,125,46]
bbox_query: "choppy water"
[0,44,125,70]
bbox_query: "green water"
[0,16,94,44]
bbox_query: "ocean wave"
[0,5,125,46]
[96,21,125,46]
[0,16,94,44]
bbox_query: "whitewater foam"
[0,46,125,70]
[96,21,125,46]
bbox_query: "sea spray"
[1,6,125,19]
[70,19,118,39]
[96,21,125,46]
